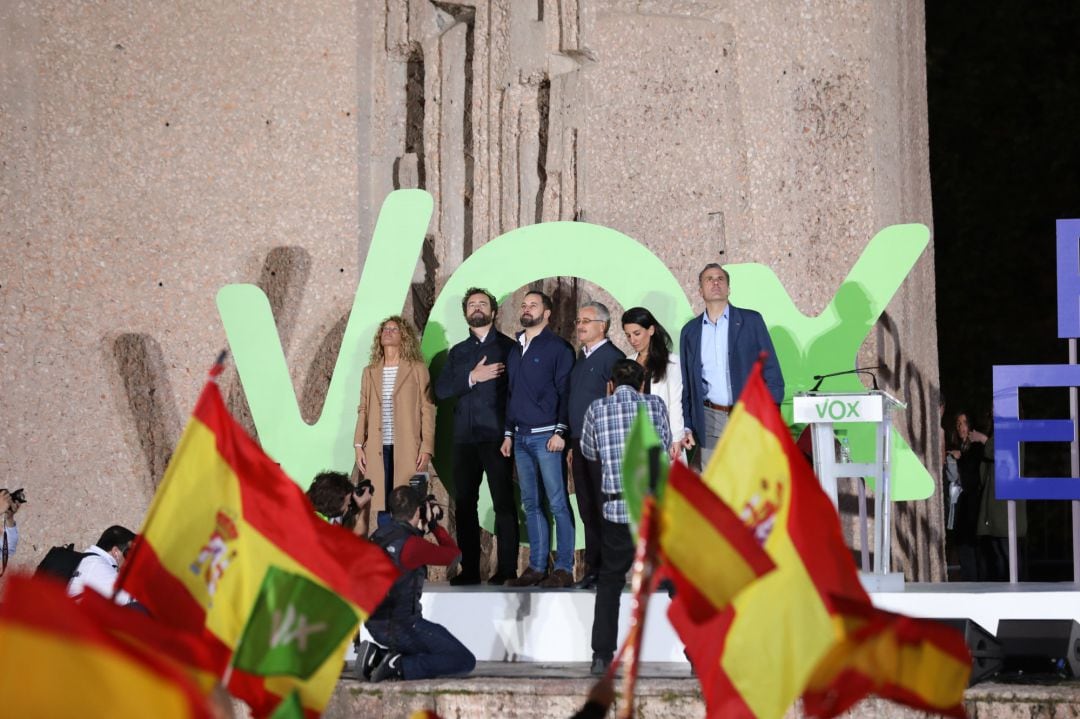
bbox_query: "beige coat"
[354,360,436,513]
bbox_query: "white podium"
[793,390,906,591]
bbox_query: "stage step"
[324,663,1080,719]
[354,582,1080,664]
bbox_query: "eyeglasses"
[575,318,603,325]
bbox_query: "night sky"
[927,2,1080,577]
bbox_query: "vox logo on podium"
[793,394,884,424]
[816,399,861,420]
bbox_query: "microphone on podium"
[809,366,882,393]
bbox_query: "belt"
[603,492,623,501]
[704,400,733,413]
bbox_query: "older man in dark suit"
[679,263,784,469]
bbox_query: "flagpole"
[614,446,662,719]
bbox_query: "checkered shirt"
[580,385,672,524]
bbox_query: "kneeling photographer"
[358,484,475,683]
[307,471,373,537]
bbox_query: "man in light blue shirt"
[679,263,784,469]
[700,303,732,407]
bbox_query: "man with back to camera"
[501,290,577,589]
[567,301,625,590]
[433,287,519,586]
[68,525,136,605]
[580,359,671,675]
[680,263,784,469]
[357,486,475,682]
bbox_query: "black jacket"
[568,341,626,438]
[434,329,516,443]
[369,521,427,622]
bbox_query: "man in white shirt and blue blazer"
[679,263,785,469]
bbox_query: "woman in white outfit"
[621,307,687,461]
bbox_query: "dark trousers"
[957,540,979,581]
[453,441,519,578]
[980,536,1024,581]
[365,616,475,680]
[591,519,635,660]
[382,444,395,511]
[571,437,604,572]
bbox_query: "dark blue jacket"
[679,304,785,442]
[568,341,626,438]
[369,521,427,622]
[505,326,575,435]
[434,329,516,443]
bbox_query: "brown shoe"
[506,567,546,587]
[539,569,574,588]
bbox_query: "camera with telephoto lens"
[408,472,428,498]
[1,489,26,505]
[420,495,444,526]
[340,479,374,529]
[409,473,443,527]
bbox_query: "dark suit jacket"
[433,329,516,443]
[679,304,785,442]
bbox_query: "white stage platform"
[357,582,1080,663]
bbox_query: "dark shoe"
[354,640,386,681]
[572,572,598,590]
[449,573,480,586]
[506,567,546,587]
[370,651,404,683]
[539,569,574,588]
[487,573,516,586]
[590,655,612,676]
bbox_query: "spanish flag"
[802,596,970,718]
[0,574,213,719]
[78,585,221,694]
[659,461,775,622]
[116,362,399,718]
[683,360,969,718]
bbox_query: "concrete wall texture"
[0,1,945,580]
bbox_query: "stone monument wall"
[0,1,944,579]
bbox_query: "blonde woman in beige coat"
[354,316,436,516]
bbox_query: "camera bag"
[35,544,91,583]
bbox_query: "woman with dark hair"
[307,470,372,537]
[621,307,686,460]
[354,316,436,518]
[945,410,987,580]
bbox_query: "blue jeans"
[514,431,575,573]
[365,616,475,680]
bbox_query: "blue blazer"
[679,304,785,442]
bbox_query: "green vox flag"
[233,566,358,679]
[266,690,304,719]
[621,404,670,534]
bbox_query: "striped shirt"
[382,366,398,444]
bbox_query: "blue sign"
[993,219,1080,500]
